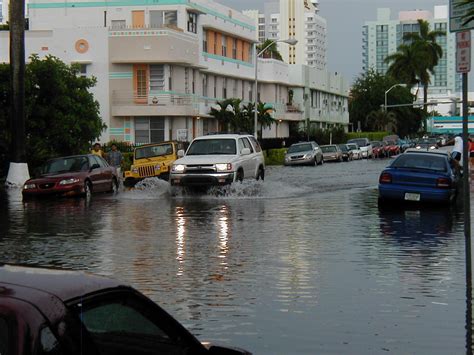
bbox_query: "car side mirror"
[90,163,100,171]
[241,148,251,155]
[177,149,185,158]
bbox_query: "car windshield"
[287,144,312,153]
[348,139,367,147]
[339,145,349,152]
[135,144,173,159]
[391,154,447,172]
[187,139,237,155]
[385,141,395,145]
[42,156,89,174]
[371,142,381,147]
[321,146,337,153]
[347,144,358,150]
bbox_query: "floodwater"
[0,158,471,354]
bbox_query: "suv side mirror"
[177,149,185,158]
[90,163,100,171]
[241,148,251,155]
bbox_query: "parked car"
[378,150,459,204]
[320,145,343,162]
[0,264,251,355]
[347,143,362,160]
[338,144,354,161]
[22,155,119,200]
[370,141,385,158]
[347,138,373,158]
[284,141,323,166]
[383,140,401,157]
[124,141,183,187]
[170,134,265,187]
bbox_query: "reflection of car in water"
[124,141,182,187]
[22,155,119,200]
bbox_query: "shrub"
[265,148,287,165]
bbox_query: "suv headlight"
[304,153,312,159]
[131,166,138,173]
[216,163,232,172]
[172,164,186,173]
[23,183,36,190]
[59,178,80,185]
[154,164,161,170]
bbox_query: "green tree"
[256,39,283,61]
[349,69,423,136]
[0,55,105,173]
[242,102,275,139]
[366,109,397,132]
[209,98,235,132]
[385,19,445,113]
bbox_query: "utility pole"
[6,0,30,187]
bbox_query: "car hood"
[286,151,312,157]
[27,172,85,184]
[175,155,237,165]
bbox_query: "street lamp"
[384,83,407,112]
[254,38,298,138]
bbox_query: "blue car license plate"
[404,193,420,201]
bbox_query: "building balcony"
[111,90,200,117]
[108,27,199,65]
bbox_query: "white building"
[245,0,327,70]
[0,0,348,143]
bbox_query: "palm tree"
[256,39,283,61]
[209,99,235,132]
[242,102,275,139]
[366,109,397,132]
[385,44,422,90]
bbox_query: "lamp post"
[384,83,407,112]
[254,38,298,138]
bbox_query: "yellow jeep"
[124,141,181,187]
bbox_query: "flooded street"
[0,158,470,354]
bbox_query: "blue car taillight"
[379,172,392,184]
[436,177,451,189]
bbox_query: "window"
[111,20,126,29]
[187,12,197,33]
[136,68,147,97]
[0,318,9,355]
[203,30,208,52]
[242,137,254,153]
[184,67,189,94]
[222,34,227,56]
[79,64,88,78]
[213,76,217,98]
[222,77,227,99]
[249,136,262,152]
[39,326,63,355]
[149,65,165,92]
[164,11,177,27]
[168,66,173,90]
[202,74,208,97]
[135,117,165,144]
[214,32,217,54]
[192,69,196,94]
[73,295,185,354]
[233,79,237,98]
[232,38,237,59]
[238,138,245,153]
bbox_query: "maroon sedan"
[22,154,119,199]
[0,264,251,355]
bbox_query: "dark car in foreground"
[284,141,323,166]
[0,264,251,355]
[22,155,119,200]
[378,150,459,204]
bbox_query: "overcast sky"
[217,0,447,83]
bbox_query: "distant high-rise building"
[363,6,461,95]
[0,0,4,24]
[244,0,327,70]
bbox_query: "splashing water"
[119,177,171,200]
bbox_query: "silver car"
[320,144,343,162]
[284,141,324,166]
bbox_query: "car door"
[67,290,204,355]
[237,138,249,178]
[96,156,113,190]
[249,136,264,168]
[242,137,257,178]
[88,156,104,192]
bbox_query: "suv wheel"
[257,167,265,181]
[236,170,244,183]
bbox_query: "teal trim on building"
[109,72,133,79]
[110,128,125,134]
[203,52,253,67]
[29,0,255,31]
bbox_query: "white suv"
[170,134,265,187]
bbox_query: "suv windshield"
[391,154,447,172]
[43,156,89,174]
[347,144,358,150]
[348,139,367,147]
[287,144,312,153]
[135,144,173,159]
[339,145,349,152]
[321,146,337,153]
[187,139,237,155]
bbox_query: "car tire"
[84,181,92,200]
[257,166,265,181]
[236,169,244,183]
[312,158,317,166]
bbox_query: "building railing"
[111,90,200,108]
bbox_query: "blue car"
[378,150,459,204]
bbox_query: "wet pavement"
[0,157,471,354]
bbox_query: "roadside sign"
[177,129,188,142]
[456,31,471,73]
[450,0,474,32]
